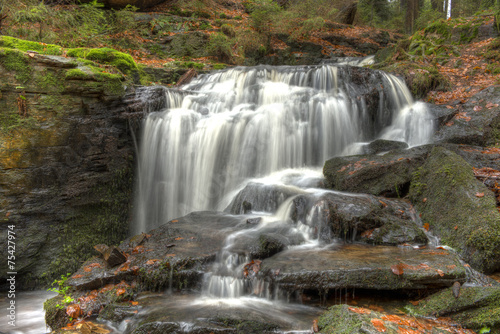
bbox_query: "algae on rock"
[409,146,500,273]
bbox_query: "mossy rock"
[0,36,63,55]
[66,47,140,83]
[323,145,431,197]
[409,146,500,273]
[0,48,32,84]
[44,295,71,331]
[409,285,500,333]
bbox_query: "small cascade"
[133,65,434,234]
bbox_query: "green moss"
[45,166,133,283]
[409,146,500,273]
[409,286,500,332]
[65,68,91,80]
[318,305,363,333]
[0,36,63,55]
[44,296,71,331]
[213,63,227,70]
[66,47,139,77]
[37,69,65,93]
[424,19,452,42]
[0,48,32,83]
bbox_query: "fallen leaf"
[130,301,139,306]
[486,102,499,109]
[475,192,485,197]
[175,237,184,241]
[473,105,483,111]
[312,319,319,332]
[454,225,458,230]
[436,269,445,277]
[379,200,387,207]
[371,318,387,332]
[422,198,427,203]
[423,223,430,231]
[391,263,404,276]
[348,306,371,314]
[66,304,82,318]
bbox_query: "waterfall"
[133,65,433,234]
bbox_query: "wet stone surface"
[259,244,467,291]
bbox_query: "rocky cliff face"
[0,50,166,288]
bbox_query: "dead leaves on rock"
[243,259,262,279]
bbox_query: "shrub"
[206,33,233,63]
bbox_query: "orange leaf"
[391,263,404,275]
[423,223,430,231]
[454,225,458,230]
[379,200,387,207]
[371,318,387,332]
[422,198,427,203]
[473,105,483,112]
[175,237,184,241]
[130,301,139,306]
[71,274,84,279]
[165,254,176,257]
[475,192,484,197]
[171,219,178,223]
[66,304,82,319]
[436,269,445,277]
[348,306,371,314]
[146,259,160,265]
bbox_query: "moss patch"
[0,36,63,55]
[66,47,141,83]
[409,146,500,273]
[44,167,133,283]
[0,48,32,83]
[318,305,364,333]
[409,286,500,332]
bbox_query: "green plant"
[206,33,233,63]
[48,273,74,308]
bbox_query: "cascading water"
[133,65,434,235]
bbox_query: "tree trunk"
[338,2,358,25]
[405,0,420,34]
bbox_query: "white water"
[133,65,433,235]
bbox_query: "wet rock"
[104,246,127,268]
[361,139,408,155]
[441,143,500,170]
[260,244,466,292]
[409,285,500,332]
[318,304,473,334]
[65,212,246,291]
[122,294,309,334]
[434,86,500,146]
[323,145,431,197]
[225,182,306,214]
[289,191,427,246]
[409,146,500,273]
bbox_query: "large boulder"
[259,244,466,293]
[409,146,500,273]
[434,85,500,146]
[323,145,431,197]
